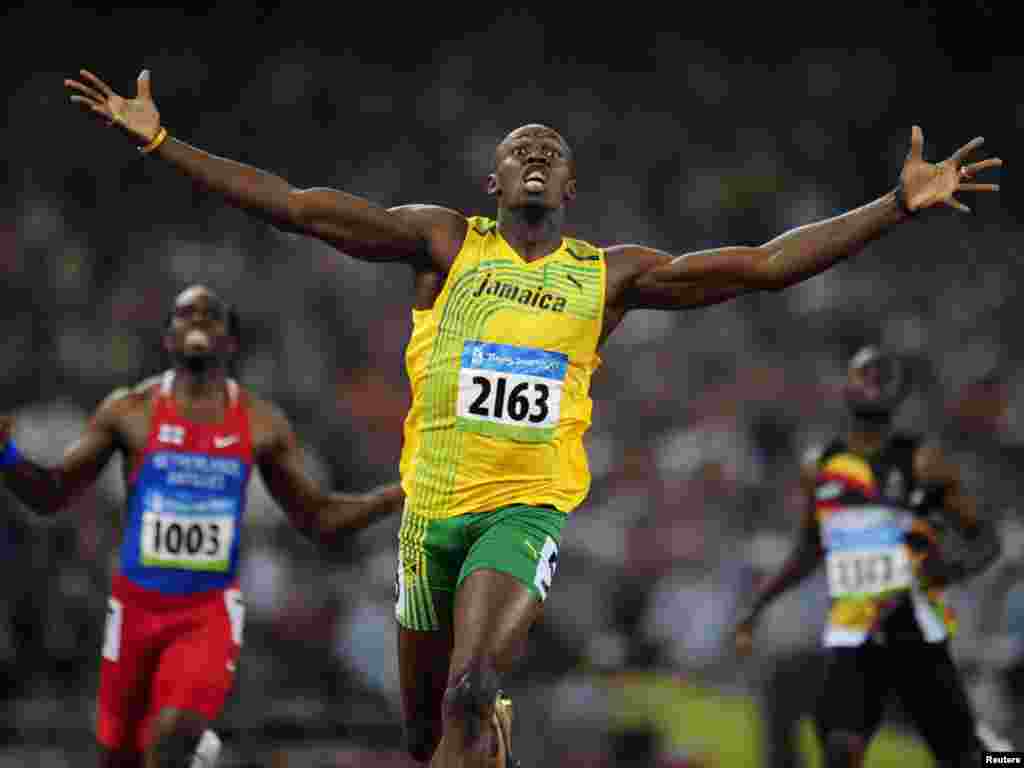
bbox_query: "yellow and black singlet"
[399,216,606,519]
[815,434,956,646]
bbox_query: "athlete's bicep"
[56,392,125,496]
[609,245,756,312]
[255,406,327,534]
[288,188,465,271]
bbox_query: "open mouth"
[184,329,212,354]
[523,170,547,192]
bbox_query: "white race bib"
[140,493,235,572]
[826,545,912,598]
[456,341,568,443]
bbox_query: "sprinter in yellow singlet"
[66,66,1002,768]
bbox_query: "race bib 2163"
[456,341,568,443]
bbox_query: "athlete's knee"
[147,708,209,768]
[442,659,501,740]
[824,730,867,768]
[403,716,442,763]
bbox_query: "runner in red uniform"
[0,285,404,767]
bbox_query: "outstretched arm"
[0,393,124,516]
[913,441,1001,586]
[65,69,465,268]
[734,462,823,655]
[255,402,404,550]
[613,127,1001,312]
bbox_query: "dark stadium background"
[0,4,1019,766]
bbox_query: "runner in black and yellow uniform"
[66,65,1002,767]
[734,347,1002,768]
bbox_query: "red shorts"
[96,573,244,753]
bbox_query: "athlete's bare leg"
[145,707,208,768]
[399,623,455,763]
[430,569,540,768]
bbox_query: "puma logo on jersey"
[567,274,583,291]
[158,424,185,446]
[214,435,239,449]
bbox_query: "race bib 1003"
[456,341,568,443]
[140,492,236,572]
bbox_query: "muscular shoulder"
[603,244,673,308]
[387,204,468,271]
[240,390,293,457]
[604,244,672,275]
[912,437,955,486]
[798,442,829,489]
[96,376,159,420]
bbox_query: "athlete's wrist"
[0,437,21,469]
[139,126,168,155]
[892,182,915,217]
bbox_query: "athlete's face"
[164,286,236,371]
[844,347,907,420]
[488,125,576,211]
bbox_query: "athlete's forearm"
[152,137,426,262]
[1,459,69,516]
[315,483,405,549]
[652,190,908,294]
[746,540,822,620]
[153,137,297,230]
[754,190,908,289]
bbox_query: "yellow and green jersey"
[399,216,606,519]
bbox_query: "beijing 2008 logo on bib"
[456,341,568,443]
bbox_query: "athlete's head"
[843,345,909,424]
[164,285,240,374]
[488,124,576,212]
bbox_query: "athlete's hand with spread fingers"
[900,125,1002,214]
[64,69,162,147]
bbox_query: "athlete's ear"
[564,177,577,203]
[486,173,499,197]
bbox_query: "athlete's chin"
[181,352,219,373]
[511,196,559,215]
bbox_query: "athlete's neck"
[497,205,565,262]
[173,366,229,410]
[845,421,890,456]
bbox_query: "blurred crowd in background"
[1,5,1020,766]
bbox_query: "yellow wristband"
[139,126,168,155]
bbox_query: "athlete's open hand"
[900,126,1001,214]
[65,69,161,147]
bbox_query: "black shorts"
[815,638,978,760]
